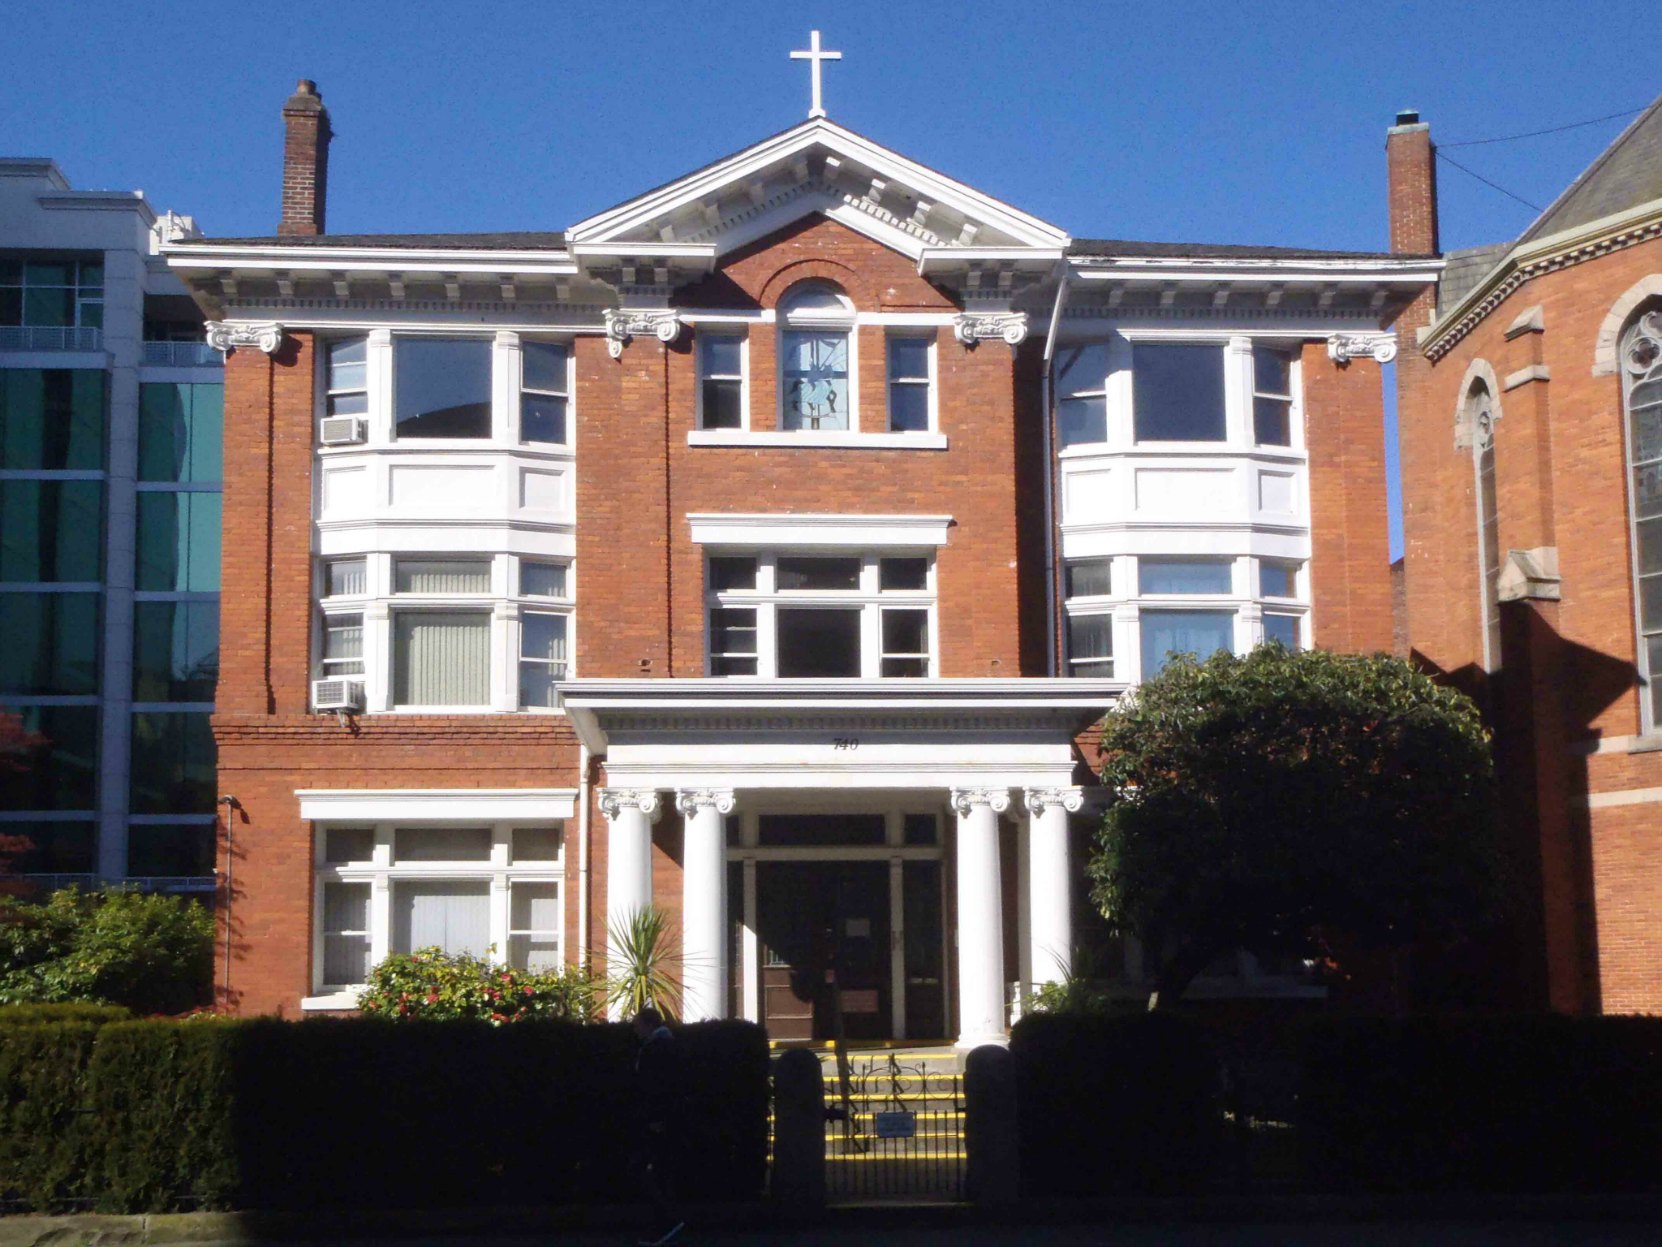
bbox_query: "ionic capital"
[1022,786,1085,817]
[1326,331,1397,366]
[675,788,736,817]
[953,311,1028,347]
[603,308,682,359]
[205,321,285,355]
[598,787,662,823]
[950,787,1011,818]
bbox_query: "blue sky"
[4,0,1656,555]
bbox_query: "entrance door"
[757,861,890,1041]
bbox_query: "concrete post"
[964,1043,1020,1206]
[770,1049,825,1207]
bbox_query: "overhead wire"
[1433,150,1542,213]
[1440,106,1646,148]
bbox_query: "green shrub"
[0,1020,102,1209]
[0,1002,130,1026]
[0,888,212,1015]
[1009,1011,1222,1196]
[16,1014,771,1214]
[1299,1015,1662,1193]
[357,947,599,1023]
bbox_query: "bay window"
[705,551,934,678]
[520,342,568,444]
[1252,347,1295,446]
[1054,342,1109,448]
[1140,609,1234,675]
[325,337,368,416]
[1064,557,1115,677]
[393,611,490,707]
[519,612,568,708]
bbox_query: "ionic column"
[676,788,735,1022]
[599,787,660,1018]
[951,787,1010,1051]
[1023,787,1084,989]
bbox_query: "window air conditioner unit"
[312,678,365,713]
[319,417,368,446]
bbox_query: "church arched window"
[1622,308,1662,727]
[1464,379,1502,672]
[779,282,854,431]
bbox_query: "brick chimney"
[278,79,331,237]
[1386,109,1438,255]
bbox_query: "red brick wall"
[576,215,1033,680]
[1303,343,1394,653]
[1399,234,1662,1013]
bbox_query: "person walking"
[631,1007,683,1246]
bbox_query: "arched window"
[1622,309,1662,727]
[1465,380,1502,671]
[778,282,854,431]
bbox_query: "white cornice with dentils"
[162,242,579,276]
[1071,258,1443,284]
[566,117,1070,254]
[295,788,578,821]
[1423,196,1662,361]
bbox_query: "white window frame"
[322,335,369,419]
[777,285,859,433]
[1063,557,1116,678]
[310,821,566,997]
[697,330,748,431]
[1251,345,1298,448]
[885,332,936,434]
[1127,338,1232,447]
[1052,340,1111,450]
[389,333,500,445]
[704,551,936,678]
[518,337,572,448]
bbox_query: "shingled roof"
[1515,94,1662,245]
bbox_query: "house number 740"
[832,738,860,751]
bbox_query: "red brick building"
[164,77,1432,1040]
[1393,98,1662,1014]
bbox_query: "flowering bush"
[357,947,599,1023]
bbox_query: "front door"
[757,861,890,1041]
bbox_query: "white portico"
[561,679,1119,1049]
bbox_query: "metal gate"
[822,1049,964,1202]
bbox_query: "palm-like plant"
[605,905,683,1020]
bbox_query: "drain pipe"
[1040,262,1072,677]
[216,794,240,1009]
[576,741,593,972]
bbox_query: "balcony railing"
[0,325,103,352]
[142,340,222,367]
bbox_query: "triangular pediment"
[566,118,1068,272]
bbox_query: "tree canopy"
[1088,645,1500,1009]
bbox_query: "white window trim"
[696,329,748,432]
[704,551,937,679]
[885,331,938,435]
[305,818,568,1003]
[687,512,952,549]
[513,333,575,449]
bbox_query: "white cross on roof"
[790,30,842,120]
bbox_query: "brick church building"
[163,66,1435,1044]
[1393,96,1662,1016]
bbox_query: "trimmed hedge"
[1,1016,769,1213]
[1299,1015,1662,1193]
[0,1002,130,1026]
[1009,1012,1222,1196]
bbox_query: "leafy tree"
[1088,645,1500,1010]
[0,887,214,1015]
[357,947,599,1023]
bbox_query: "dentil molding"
[1325,331,1397,365]
[674,788,737,817]
[598,787,662,822]
[950,786,1011,817]
[603,308,682,359]
[1022,786,1085,816]
[205,321,284,355]
[953,311,1028,347]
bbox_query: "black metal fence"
[821,1051,964,1203]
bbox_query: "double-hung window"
[1064,557,1115,677]
[518,560,572,709]
[698,333,745,430]
[1133,344,1226,442]
[324,337,368,417]
[1252,347,1295,447]
[779,284,854,431]
[1259,560,1304,651]
[886,336,932,433]
[520,341,568,445]
[705,552,934,678]
[319,557,367,683]
[391,558,491,708]
[1054,342,1109,448]
[394,336,493,439]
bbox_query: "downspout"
[576,741,593,972]
[1040,263,1072,677]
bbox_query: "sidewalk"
[5,1197,1662,1247]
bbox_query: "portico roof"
[558,679,1122,790]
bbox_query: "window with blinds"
[393,611,490,706]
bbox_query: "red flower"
[426,992,439,1004]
